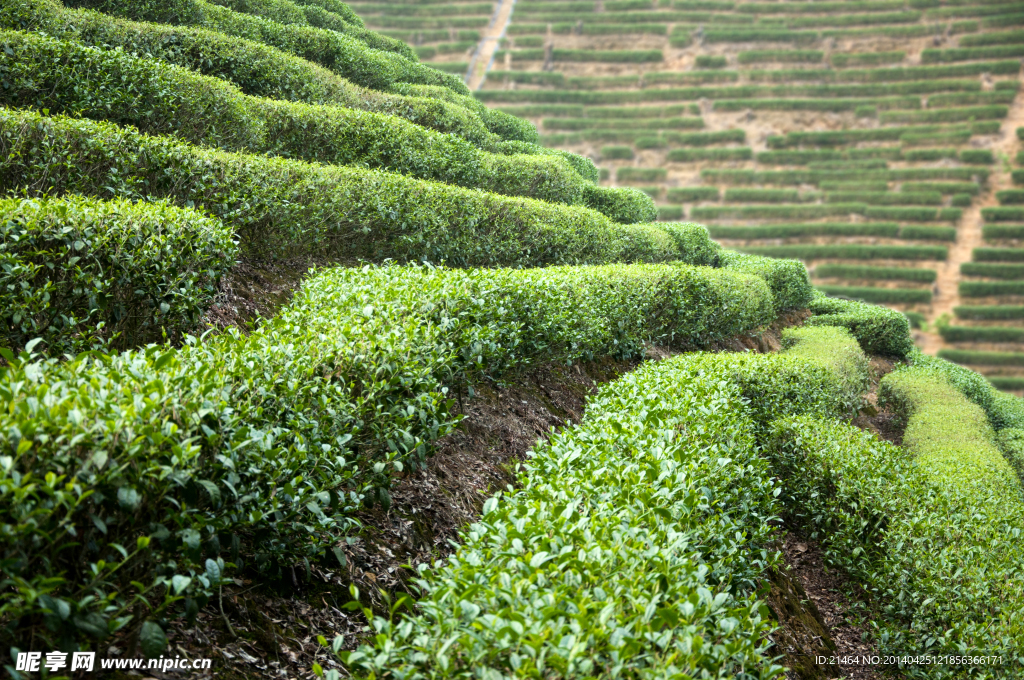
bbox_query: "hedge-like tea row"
[0,109,669,263]
[880,105,1009,124]
[984,207,1024,222]
[713,96,919,113]
[984,224,1024,239]
[0,31,609,209]
[998,190,1024,205]
[703,167,988,185]
[826,191,942,206]
[921,44,1024,63]
[666,148,752,161]
[748,60,1020,83]
[938,349,1024,367]
[740,245,948,261]
[330,326,868,679]
[814,264,937,282]
[960,28,1024,46]
[939,325,1024,343]
[709,222,899,239]
[959,281,1024,297]
[807,290,915,358]
[4,3,504,147]
[723,188,806,203]
[0,195,235,354]
[1,259,778,651]
[737,49,822,63]
[903,181,980,195]
[961,262,1024,279]
[666,187,720,202]
[718,251,814,312]
[973,248,1024,262]
[64,0,471,95]
[766,373,1024,676]
[544,117,703,130]
[818,286,931,304]
[831,50,903,67]
[692,203,868,220]
[955,305,1024,320]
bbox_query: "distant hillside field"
[372,0,1023,391]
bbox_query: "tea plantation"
[1,0,1024,677]
[469,0,1024,391]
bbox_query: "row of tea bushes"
[0,258,784,652]
[327,326,869,679]
[0,109,661,264]
[0,30,610,209]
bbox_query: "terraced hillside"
[5,0,1024,678]
[468,0,1024,389]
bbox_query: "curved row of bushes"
[64,0,469,95]
[3,0,553,151]
[0,30,615,211]
[767,368,1024,677]
[0,109,660,264]
[0,258,784,653]
[329,325,869,679]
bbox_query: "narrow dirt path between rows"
[465,0,516,90]
[919,74,1024,353]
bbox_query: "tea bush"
[984,207,1024,222]
[817,286,931,304]
[939,325,1024,343]
[666,187,720,202]
[938,349,1024,366]
[737,49,822,63]
[960,263,1024,279]
[667,148,752,161]
[955,305,1024,320]
[0,195,235,354]
[813,265,936,282]
[329,327,867,679]
[997,190,1024,205]
[740,245,947,261]
[710,223,899,239]
[0,257,784,652]
[0,109,669,264]
[959,281,1024,297]
[718,251,814,312]
[806,290,915,358]
[983,225,1024,239]
[826,191,942,205]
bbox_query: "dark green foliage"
[657,205,684,220]
[997,190,1024,205]
[819,181,890,192]
[709,223,899,239]
[503,48,664,63]
[930,90,1017,106]
[738,49,821,63]
[702,28,818,43]
[817,286,931,304]
[666,187,719,202]
[814,265,936,282]
[960,281,1024,297]
[902,181,979,195]
[938,349,1024,366]
[959,150,995,164]
[601,145,634,160]
[983,207,1024,222]
[544,117,703,131]
[992,377,1024,391]
[826,192,942,206]
[983,224,1024,239]
[961,262,1024,279]
[960,28,1024,46]
[882,105,1009,125]
[0,109,674,264]
[616,167,667,183]
[718,251,814,312]
[865,207,960,222]
[0,195,235,354]
[898,226,957,241]
[807,291,915,358]
[666,148,752,161]
[939,325,1024,343]
[741,245,947,261]
[695,55,727,69]
[951,193,972,207]
[904,311,925,329]
[955,305,1024,320]
[693,204,867,220]
[921,44,1024,63]
[723,188,800,203]
[974,248,1024,262]
[749,60,1020,84]
[831,51,903,67]
[704,167,986,185]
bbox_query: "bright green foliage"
[766,402,1024,676]
[581,185,659,224]
[817,286,931,304]
[0,109,670,264]
[332,327,867,679]
[0,31,596,205]
[806,291,915,358]
[814,265,936,283]
[718,251,814,312]
[0,258,780,649]
[0,195,235,354]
